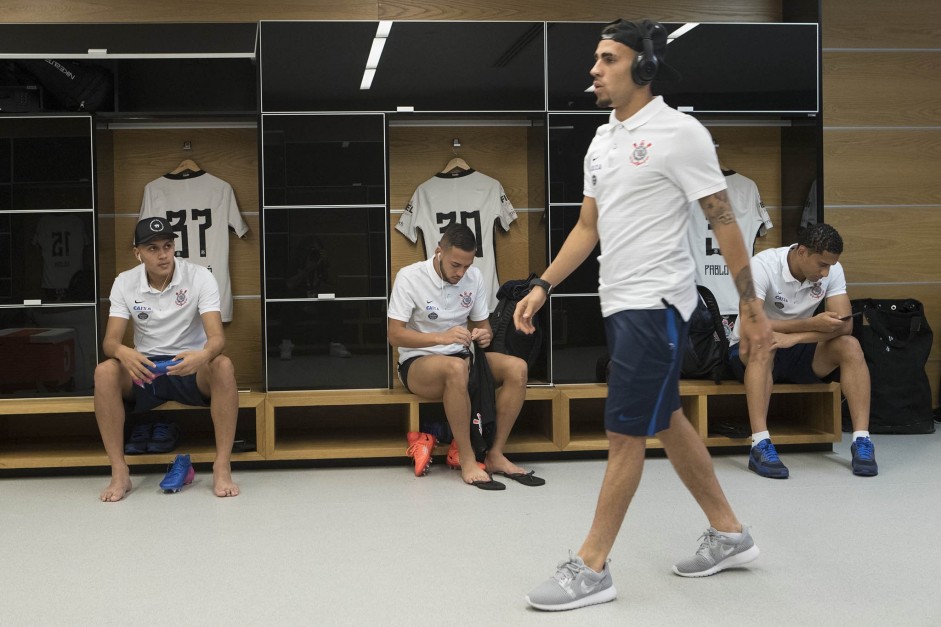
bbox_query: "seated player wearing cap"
[94,217,241,501]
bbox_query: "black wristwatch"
[529,277,553,296]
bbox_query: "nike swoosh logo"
[578,578,599,594]
[134,300,144,303]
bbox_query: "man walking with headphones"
[95,217,241,501]
[515,19,774,610]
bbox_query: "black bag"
[16,59,112,111]
[850,298,934,434]
[681,285,731,383]
[486,273,543,370]
[468,342,497,461]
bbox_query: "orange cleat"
[406,431,437,476]
[446,439,485,471]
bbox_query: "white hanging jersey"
[396,170,517,311]
[687,171,773,314]
[33,214,88,290]
[139,171,248,322]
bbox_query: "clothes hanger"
[170,158,201,175]
[441,157,470,173]
[440,139,470,173]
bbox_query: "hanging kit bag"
[850,298,934,434]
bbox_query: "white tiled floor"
[2,430,940,626]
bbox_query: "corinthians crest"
[630,140,652,166]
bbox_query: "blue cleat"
[159,454,195,492]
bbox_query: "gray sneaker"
[526,552,617,611]
[673,526,760,577]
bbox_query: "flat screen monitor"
[547,22,819,114]
[260,21,545,112]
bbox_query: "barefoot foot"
[100,470,132,502]
[213,463,240,497]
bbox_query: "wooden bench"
[0,381,841,469]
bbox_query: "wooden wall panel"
[823,130,941,206]
[2,0,378,22]
[708,126,782,208]
[378,0,779,21]
[822,0,941,49]
[827,207,941,283]
[4,0,780,23]
[225,298,263,388]
[824,52,941,127]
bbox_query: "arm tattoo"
[735,267,759,321]
[701,190,736,226]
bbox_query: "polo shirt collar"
[608,95,667,131]
[424,257,470,289]
[781,245,804,285]
[138,261,181,294]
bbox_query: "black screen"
[547,22,819,114]
[260,21,545,112]
[262,114,386,207]
[264,207,387,299]
[0,116,94,211]
[550,295,608,384]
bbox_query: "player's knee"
[209,354,236,381]
[507,356,528,387]
[441,357,470,386]
[94,359,122,388]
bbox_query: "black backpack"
[486,274,543,370]
[16,59,112,111]
[681,285,731,383]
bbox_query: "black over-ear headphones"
[631,20,660,86]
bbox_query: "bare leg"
[577,432,647,572]
[815,335,870,431]
[741,346,774,434]
[198,355,239,497]
[406,356,489,485]
[658,409,741,533]
[93,359,133,502]
[482,352,528,475]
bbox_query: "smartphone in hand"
[839,311,863,321]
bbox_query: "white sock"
[751,431,771,447]
[853,430,870,441]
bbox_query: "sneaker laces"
[406,436,430,457]
[152,423,175,441]
[552,553,585,584]
[758,440,781,463]
[694,529,720,557]
[855,437,874,460]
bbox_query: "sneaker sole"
[748,459,789,479]
[852,466,878,477]
[526,585,617,611]
[673,544,760,578]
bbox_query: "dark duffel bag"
[850,298,934,434]
[16,59,112,111]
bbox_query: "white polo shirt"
[584,96,727,320]
[387,258,489,364]
[109,258,222,356]
[728,244,847,346]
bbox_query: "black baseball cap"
[134,217,178,246]
[600,19,683,82]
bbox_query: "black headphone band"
[632,20,660,86]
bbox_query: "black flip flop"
[470,478,506,491]
[495,470,546,487]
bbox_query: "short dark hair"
[797,223,843,255]
[439,223,476,253]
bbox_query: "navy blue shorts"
[398,350,471,393]
[126,356,209,414]
[604,308,690,437]
[728,342,823,384]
